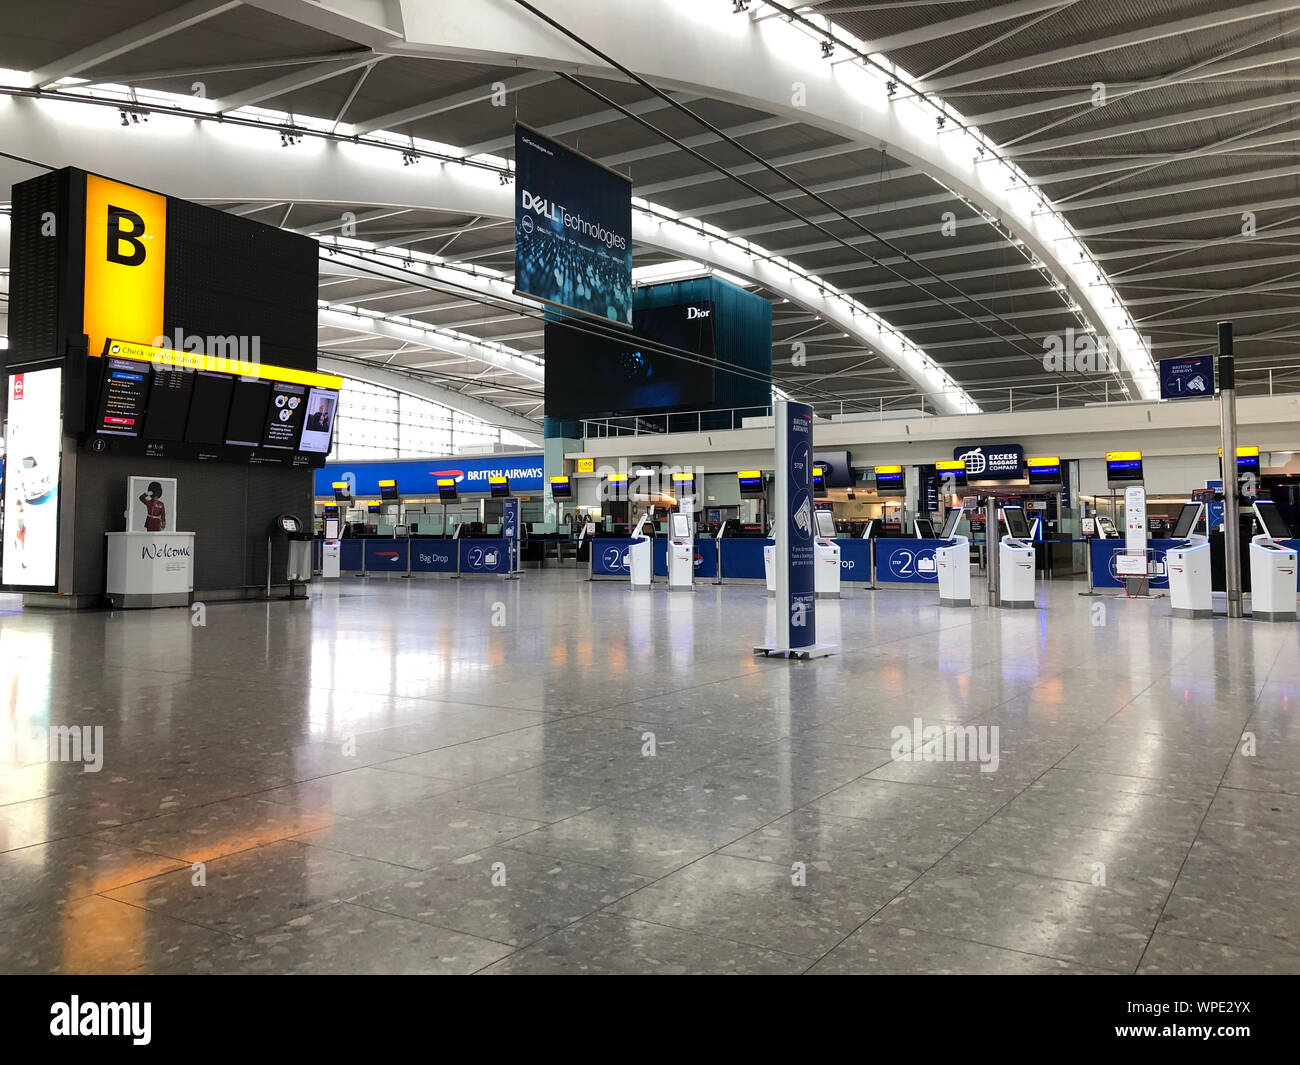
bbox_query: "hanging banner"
[514,124,633,327]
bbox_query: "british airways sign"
[315,454,544,497]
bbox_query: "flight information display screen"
[96,358,151,437]
[185,372,235,445]
[142,366,195,441]
[225,379,273,447]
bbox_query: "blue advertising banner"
[954,443,1023,481]
[875,539,945,584]
[459,539,512,575]
[410,540,457,574]
[1159,355,1215,400]
[514,124,633,327]
[363,540,408,572]
[784,401,817,648]
[315,454,544,497]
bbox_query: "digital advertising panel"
[515,124,633,327]
[2,368,63,589]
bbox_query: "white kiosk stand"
[106,532,195,608]
[1165,501,1211,618]
[667,512,694,591]
[934,507,970,607]
[629,514,653,590]
[1249,499,1297,622]
[813,509,840,598]
[321,515,342,580]
[998,504,1036,609]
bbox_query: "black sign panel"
[954,443,1024,481]
[96,358,150,437]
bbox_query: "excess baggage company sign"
[954,443,1024,481]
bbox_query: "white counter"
[106,532,195,608]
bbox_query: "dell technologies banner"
[514,124,633,327]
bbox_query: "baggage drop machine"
[629,513,654,590]
[813,508,841,598]
[934,506,970,607]
[1250,499,1298,622]
[1165,501,1212,618]
[998,504,1036,609]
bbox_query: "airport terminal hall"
[3,0,1300,1016]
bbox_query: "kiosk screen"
[814,510,837,538]
[1254,500,1293,540]
[324,518,340,539]
[1171,503,1204,540]
[1095,515,1119,538]
[1002,506,1031,540]
[670,513,691,539]
[914,517,935,538]
[939,509,963,540]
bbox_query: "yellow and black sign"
[102,338,342,390]
[84,175,167,360]
[575,457,595,474]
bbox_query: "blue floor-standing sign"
[502,497,520,576]
[756,400,835,658]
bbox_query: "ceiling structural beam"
[293,207,412,236]
[635,140,870,199]
[851,0,1072,55]
[966,43,1300,128]
[26,0,240,88]
[1052,164,1300,213]
[1078,194,1300,236]
[601,116,794,168]
[213,54,384,113]
[80,49,378,87]
[351,71,555,136]
[1003,90,1300,158]
[925,0,1300,90]
[457,91,699,157]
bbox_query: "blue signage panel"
[363,540,408,572]
[315,454,544,497]
[410,540,457,574]
[1159,355,1214,400]
[875,539,944,584]
[459,538,512,575]
[592,538,635,576]
[514,124,633,327]
[693,539,718,580]
[836,538,871,583]
[718,537,767,580]
[786,402,816,648]
[954,443,1023,481]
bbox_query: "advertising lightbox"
[514,124,633,327]
[3,368,63,588]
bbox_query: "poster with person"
[127,477,178,534]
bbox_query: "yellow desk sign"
[1027,456,1061,467]
[575,457,595,474]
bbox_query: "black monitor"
[939,508,963,540]
[1254,499,1293,540]
[489,477,510,498]
[1171,502,1204,540]
[378,480,400,502]
[738,471,765,498]
[1001,505,1031,540]
[437,480,459,503]
[549,477,573,500]
[914,517,935,538]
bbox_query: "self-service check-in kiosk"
[814,509,840,598]
[321,513,342,580]
[629,514,653,590]
[667,511,694,590]
[1249,499,1297,621]
[998,504,1036,608]
[1165,501,1211,618]
[935,507,970,607]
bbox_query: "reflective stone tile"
[809,920,1115,974]
[102,839,410,939]
[355,846,649,946]
[1138,931,1300,975]
[875,858,1168,971]
[0,837,187,917]
[479,912,805,974]
[608,853,892,957]
[168,902,512,975]
[260,766,464,819]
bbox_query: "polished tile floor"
[0,572,1297,974]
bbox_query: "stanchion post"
[1218,321,1243,618]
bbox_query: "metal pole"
[1219,321,1244,618]
[986,498,999,605]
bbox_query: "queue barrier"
[333,537,515,577]
[589,538,719,581]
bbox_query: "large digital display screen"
[3,368,62,588]
[184,371,235,444]
[543,303,716,419]
[95,358,150,437]
[261,382,307,450]
[738,470,765,498]
[225,379,272,447]
[514,124,633,327]
[874,465,904,493]
[1027,456,1063,487]
[299,387,338,454]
